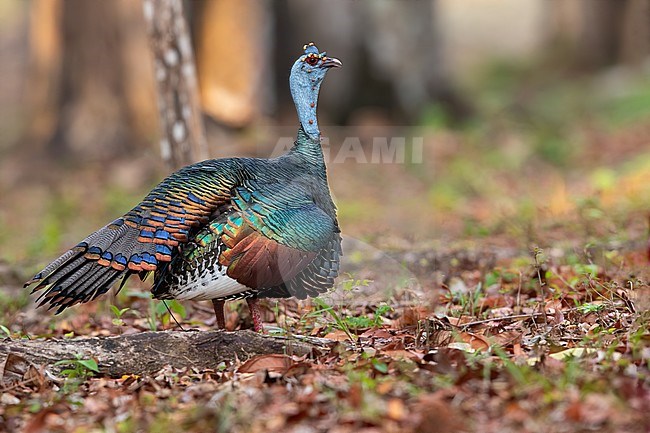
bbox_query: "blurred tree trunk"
[143,0,207,169]
[548,0,650,71]
[576,0,625,69]
[25,0,157,162]
[620,0,650,65]
[193,0,269,129]
[274,0,472,126]
[189,0,271,158]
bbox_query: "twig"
[515,270,523,312]
[550,266,575,290]
[533,248,548,326]
[458,312,548,329]
[0,376,37,393]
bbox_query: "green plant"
[449,282,485,318]
[110,306,130,327]
[55,355,99,379]
[0,324,11,338]
[311,294,392,341]
[575,302,605,314]
[126,291,186,330]
[346,304,393,331]
[305,276,382,338]
[338,277,371,294]
[149,300,186,330]
[55,354,100,393]
[312,298,355,341]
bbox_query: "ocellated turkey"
[24,43,343,332]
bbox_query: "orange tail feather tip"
[154,253,171,261]
[172,233,189,242]
[111,262,126,271]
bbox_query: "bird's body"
[25,43,343,331]
[152,135,341,303]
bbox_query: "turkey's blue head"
[290,42,342,140]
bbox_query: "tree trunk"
[142,0,208,169]
[547,0,650,71]
[194,0,269,129]
[0,330,321,378]
[274,0,472,125]
[24,0,157,162]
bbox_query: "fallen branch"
[0,330,322,378]
[457,313,548,329]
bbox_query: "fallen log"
[0,330,322,378]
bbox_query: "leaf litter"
[0,247,648,433]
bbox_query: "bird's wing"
[217,180,337,290]
[24,161,241,312]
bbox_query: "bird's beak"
[322,57,342,68]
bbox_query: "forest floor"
[0,232,648,433]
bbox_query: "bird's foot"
[211,299,226,329]
[246,298,264,333]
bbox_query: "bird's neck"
[290,72,323,140]
[292,126,325,168]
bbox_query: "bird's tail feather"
[25,217,160,313]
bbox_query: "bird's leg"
[246,298,264,333]
[211,299,226,329]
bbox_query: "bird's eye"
[305,55,320,66]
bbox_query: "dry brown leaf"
[0,353,45,391]
[283,362,311,378]
[376,381,394,395]
[386,398,406,421]
[545,299,565,324]
[505,402,529,424]
[383,349,421,362]
[580,394,617,425]
[360,328,392,339]
[564,400,582,422]
[414,394,466,433]
[83,396,109,414]
[23,404,67,433]
[479,295,510,309]
[513,343,524,357]
[488,330,522,348]
[237,354,293,374]
[398,306,430,327]
[1,353,31,385]
[459,332,490,351]
[23,365,46,391]
[446,316,472,327]
[324,330,352,341]
[348,382,363,408]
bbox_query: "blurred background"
[0,0,649,272]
